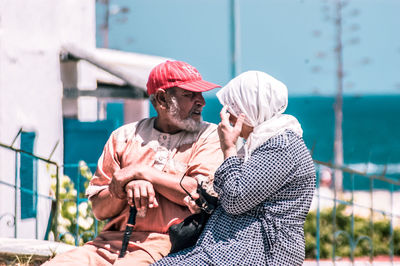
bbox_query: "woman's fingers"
[218,106,230,137]
[234,113,245,133]
[183,195,191,205]
[219,105,227,119]
[219,106,230,123]
[191,192,200,200]
[183,195,201,214]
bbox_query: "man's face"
[166,87,206,132]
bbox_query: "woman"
[154,71,316,265]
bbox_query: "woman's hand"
[218,106,245,159]
[183,192,201,214]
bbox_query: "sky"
[96,0,400,96]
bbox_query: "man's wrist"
[117,166,140,185]
[135,165,151,182]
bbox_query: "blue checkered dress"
[153,130,316,265]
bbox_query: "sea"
[152,95,400,190]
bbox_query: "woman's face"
[228,113,254,139]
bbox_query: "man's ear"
[154,89,168,109]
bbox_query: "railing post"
[331,162,337,263]
[14,152,18,238]
[369,171,374,263]
[55,165,60,241]
[75,166,81,246]
[34,157,39,239]
[316,167,320,264]
[350,172,355,263]
[389,183,394,264]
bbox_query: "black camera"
[179,177,218,214]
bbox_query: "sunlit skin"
[218,106,253,159]
[188,106,254,214]
[154,87,205,134]
[91,87,204,220]
[227,112,254,140]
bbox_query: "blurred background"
[0,0,399,264]
[98,0,400,184]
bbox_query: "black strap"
[119,206,137,258]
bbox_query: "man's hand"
[109,170,130,199]
[125,180,159,212]
[110,164,197,207]
[109,165,147,199]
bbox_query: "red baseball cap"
[146,60,220,95]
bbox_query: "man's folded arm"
[114,164,198,207]
[90,187,126,220]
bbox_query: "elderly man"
[45,61,223,265]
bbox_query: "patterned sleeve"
[185,127,224,197]
[85,130,123,199]
[214,145,294,215]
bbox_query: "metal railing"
[1,137,399,263]
[0,140,60,241]
[0,138,101,245]
[312,159,400,264]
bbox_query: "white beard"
[167,96,202,133]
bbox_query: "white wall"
[124,99,150,124]
[0,0,95,239]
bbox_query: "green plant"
[49,161,106,245]
[0,254,49,266]
[305,204,400,259]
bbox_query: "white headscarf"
[216,71,303,161]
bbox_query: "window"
[20,131,37,219]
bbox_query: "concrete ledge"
[0,238,76,264]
